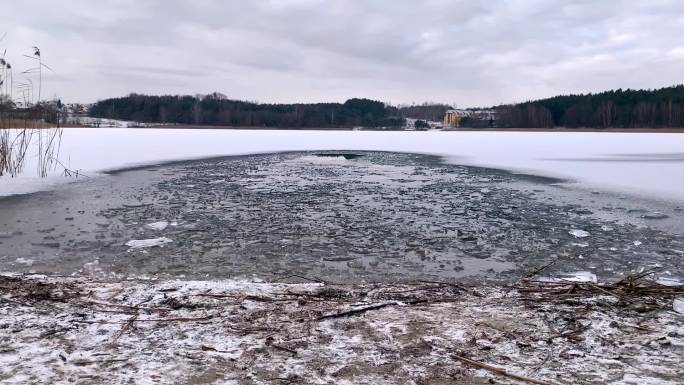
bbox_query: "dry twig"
[452,354,561,385]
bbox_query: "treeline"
[397,103,452,121]
[496,85,684,128]
[88,93,404,128]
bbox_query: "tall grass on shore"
[1,36,68,179]
[0,128,65,178]
[0,114,63,178]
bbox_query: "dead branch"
[317,299,426,321]
[452,354,562,385]
[110,314,138,345]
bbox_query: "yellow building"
[443,109,462,128]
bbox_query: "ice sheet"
[2,128,683,202]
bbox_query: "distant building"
[443,109,468,128]
[444,108,498,129]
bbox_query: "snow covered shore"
[1,274,682,384]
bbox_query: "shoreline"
[133,124,684,133]
[450,127,684,133]
[1,273,682,384]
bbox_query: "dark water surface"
[1,151,683,283]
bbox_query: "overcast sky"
[1,0,683,106]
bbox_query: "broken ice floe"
[657,277,683,287]
[674,298,684,315]
[540,271,598,283]
[569,229,590,238]
[125,237,173,249]
[642,212,669,220]
[15,257,34,266]
[145,221,169,231]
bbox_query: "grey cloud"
[0,0,682,106]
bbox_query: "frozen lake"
[2,151,683,282]
[1,128,684,203]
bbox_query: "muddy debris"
[0,273,682,384]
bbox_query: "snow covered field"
[1,128,684,202]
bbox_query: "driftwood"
[317,299,427,321]
[110,314,138,345]
[452,355,561,385]
[317,302,400,321]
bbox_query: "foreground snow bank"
[1,274,682,385]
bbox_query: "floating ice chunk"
[15,257,34,266]
[83,259,100,270]
[643,212,668,220]
[571,243,589,248]
[293,155,350,165]
[145,221,169,231]
[657,277,682,287]
[569,229,590,238]
[674,298,684,315]
[558,271,598,283]
[126,237,172,249]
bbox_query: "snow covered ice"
[2,128,684,203]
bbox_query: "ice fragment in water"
[569,229,590,238]
[657,277,682,287]
[15,257,34,266]
[145,221,169,231]
[558,271,598,283]
[674,298,684,315]
[126,237,172,249]
[643,212,668,220]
